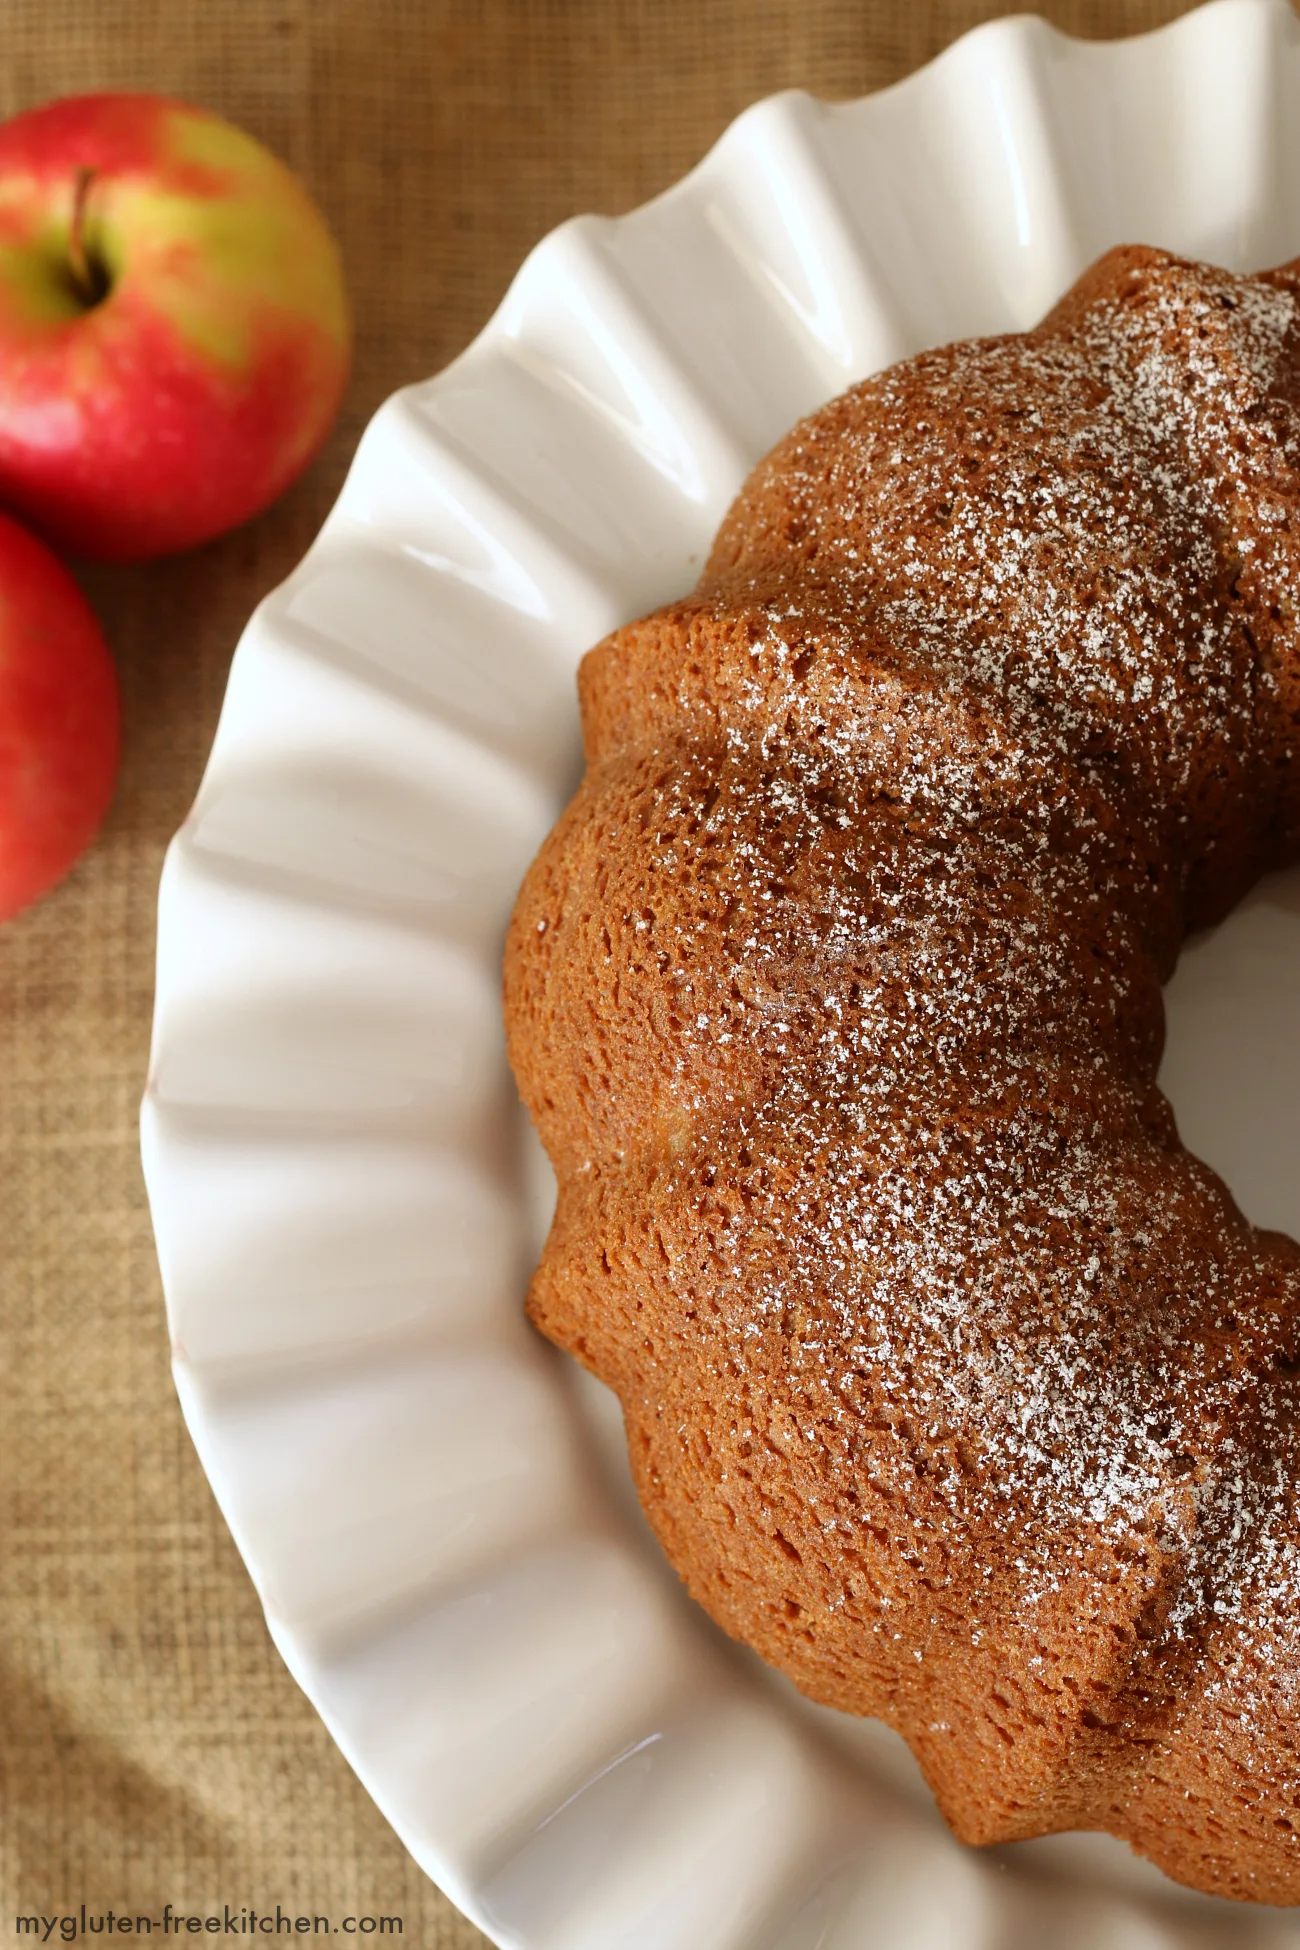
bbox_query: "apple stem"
[68,167,108,307]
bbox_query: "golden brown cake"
[503,244,1300,1904]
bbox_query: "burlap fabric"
[0,0,1225,1939]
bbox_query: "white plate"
[142,2,1300,1942]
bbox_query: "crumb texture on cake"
[504,244,1300,1905]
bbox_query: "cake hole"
[1160,864,1300,1239]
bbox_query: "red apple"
[0,510,118,918]
[0,93,351,561]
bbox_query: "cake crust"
[504,245,1300,1903]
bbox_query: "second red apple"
[0,510,118,918]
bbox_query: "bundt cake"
[503,243,1300,1904]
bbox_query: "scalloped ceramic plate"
[143,3,1300,1943]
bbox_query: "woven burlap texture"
[0,0,1220,1939]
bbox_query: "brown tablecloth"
[0,0,1219,1937]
